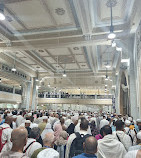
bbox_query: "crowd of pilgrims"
[0,110,141,158]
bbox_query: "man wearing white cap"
[124,120,136,145]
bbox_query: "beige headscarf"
[55,131,68,146]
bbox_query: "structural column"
[129,37,139,119]
[31,78,37,110]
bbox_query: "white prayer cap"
[100,120,109,129]
[37,148,59,158]
[137,131,141,140]
[12,115,17,119]
[25,120,31,124]
[137,119,141,123]
[128,117,132,121]
[7,113,13,117]
[28,113,32,116]
[125,120,131,126]
[71,116,78,123]
[30,123,38,129]
[113,118,117,121]
[42,116,48,120]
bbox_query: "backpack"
[0,127,10,152]
[69,132,91,158]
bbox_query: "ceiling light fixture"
[108,0,116,39]
[0,4,5,21]
[116,47,122,51]
[48,83,50,87]
[105,84,108,87]
[63,71,67,77]
[35,78,39,81]
[12,53,17,72]
[12,67,16,72]
[112,40,116,47]
[105,64,111,69]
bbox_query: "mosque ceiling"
[0,0,139,91]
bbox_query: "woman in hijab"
[54,124,63,141]
[56,131,68,158]
[41,123,54,140]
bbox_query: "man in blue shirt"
[73,136,97,158]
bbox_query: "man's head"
[25,120,31,128]
[115,120,124,131]
[71,116,78,126]
[80,118,89,131]
[11,127,28,151]
[125,120,131,127]
[102,125,112,136]
[84,136,97,154]
[43,132,55,148]
[29,127,40,140]
[42,116,48,123]
[5,116,13,125]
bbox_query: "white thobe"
[97,134,127,158]
[65,119,72,128]
[124,127,137,145]
[24,138,42,157]
[0,123,13,152]
[113,131,132,151]
[16,115,24,127]
[12,121,17,129]
[124,150,138,158]
[37,148,59,158]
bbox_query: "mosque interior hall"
[0,0,140,119]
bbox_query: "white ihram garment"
[97,134,127,158]
[0,123,13,152]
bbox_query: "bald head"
[43,132,54,148]
[84,136,97,154]
[11,127,28,149]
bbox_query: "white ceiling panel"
[6,0,55,29]
[20,57,36,65]
[66,63,78,69]
[47,48,71,55]
[44,57,56,64]
[45,0,74,26]
[75,55,86,62]
[36,50,49,57]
